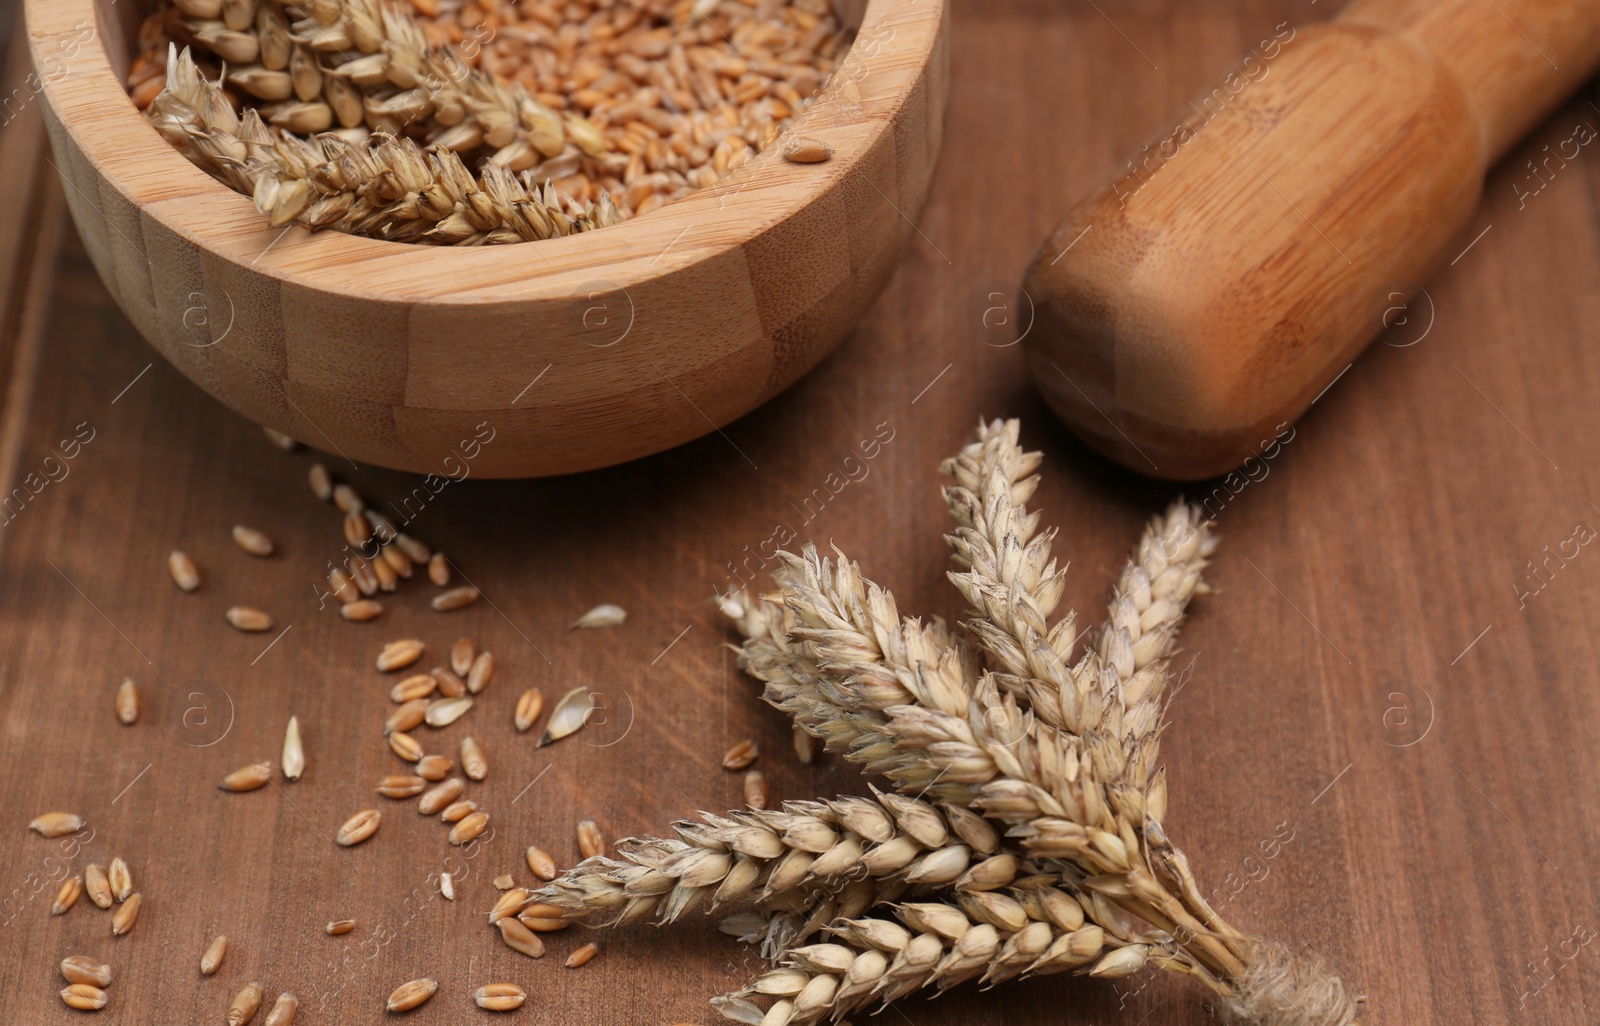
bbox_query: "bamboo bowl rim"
[28,0,939,307]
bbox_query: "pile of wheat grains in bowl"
[129,0,851,245]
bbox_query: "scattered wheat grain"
[743,770,769,810]
[418,778,464,815]
[336,809,382,846]
[576,820,604,859]
[722,740,759,770]
[460,737,487,780]
[391,673,437,703]
[61,955,112,988]
[474,983,526,1010]
[61,984,108,1011]
[525,846,556,881]
[116,678,139,725]
[377,775,427,798]
[341,599,384,622]
[308,463,332,501]
[232,525,275,556]
[108,857,132,901]
[201,935,228,975]
[467,651,494,693]
[326,919,356,935]
[225,607,274,632]
[84,864,112,908]
[448,811,489,845]
[415,755,452,781]
[264,992,298,1026]
[440,800,477,822]
[782,136,833,163]
[30,812,84,837]
[168,550,201,591]
[389,732,424,762]
[376,639,425,672]
[221,761,273,791]
[495,917,544,958]
[111,893,141,936]
[52,875,83,915]
[427,553,450,586]
[432,586,479,611]
[566,942,599,968]
[386,978,437,1011]
[332,484,363,513]
[571,603,626,629]
[514,689,543,732]
[450,638,475,677]
[226,981,263,1025]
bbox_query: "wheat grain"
[576,819,605,859]
[743,771,769,811]
[425,696,474,727]
[111,893,142,936]
[433,586,480,611]
[495,917,544,958]
[474,983,526,1010]
[226,607,275,632]
[221,761,273,791]
[29,812,83,837]
[336,809,382,846]
[782,137,832,163]
[440,872,455,900]
[341,599,385,621]
[514,688,544,732]
[263,426,296,450]
[416,755,453,781]
[308,463,332,501]
[227,981,265,1025]
[427,553,450,587]
[389,731,424,762]
[386,978,437,1013]
[377,774,427,798]
[380,544,413,579]
[373,555,399,593]
[391,673,438,703]
[326,919,356,935]
[232,524,275,556]
[84,865,112,908]
[493,874,515,890]
[439,800,477,822]
[526,846,557,881]
[264,992,299,1026]
[60,956,112,988]
[169,550,201,591]
[433,666,467,698]
[282,715,305,780]
[539,686,593,747]
[396,534,431,563]
[377,638,425,672]
[116,678,139,725]
[61,984,108,1011]
[332,484,363,513]
[723,740,759,770]
[343,512,371,548]
[387,691,432,733]
[52,875,83,915]
[449,811,489,845]
[418,778,464,815]
[108,857,133,901]
[467,651,494,693]
[450,638,475,677]
[572,603,626,629]
[460,736,488,780]
[791,726,819,766]
[201,935,228,975]
[329,568,359,604]
[566,942,600,968]
[490,887,529,923]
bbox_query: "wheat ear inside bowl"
[27,0,947,477]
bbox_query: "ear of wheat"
[536,419,1362,1026]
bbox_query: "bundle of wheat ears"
[535,419,1362,1026]
[138,0,844,245]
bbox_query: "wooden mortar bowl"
[27,0,947,477]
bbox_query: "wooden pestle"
[1021,0,1600,480]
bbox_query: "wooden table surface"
[5,2,1600,1023]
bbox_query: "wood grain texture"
[3,2,1600,1025]
[26,0,948,477]
[1023,0,1600,479]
